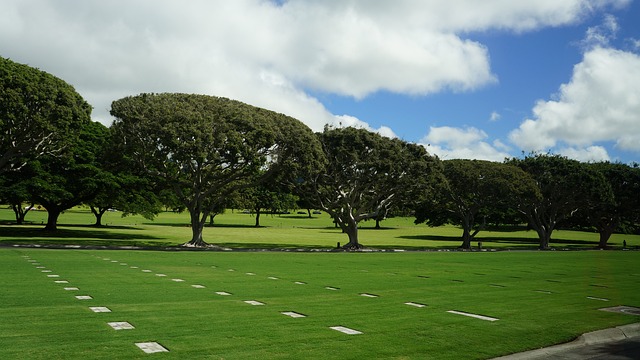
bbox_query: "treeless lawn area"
[1,248,639,359]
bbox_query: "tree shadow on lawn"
[145,222,258,229]
[399,234,595,246]
[0,225,167,247]
[214,242,331,250]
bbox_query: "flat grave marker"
[64,287,79,291]
[136,342,169,354]
[244,300,265,306]
[282,311,306,318]
[54,280,69,284]
[405,302,427,308]
[142,270,152,273]
[216,291,232,296]
[171,279,185,282]
[155,274,167,277]
[330,326,362,335]
[447,310,499,322]
[47,274,60,278]
[325,286,339,291]
[599,306,640,316]
[191,285,206,289]
[108,322,135,330]
[587,296,610,301]
[534,290,553,294]
[90,307,111,313]
[360,293,378,298]
[295,281,306,285]
[75,295,93,300]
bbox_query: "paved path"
[492,323,640,359]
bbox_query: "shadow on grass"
[399,234,595,246]
[145,222,258,229]
[214,242,331,250]
[0,225,167,248]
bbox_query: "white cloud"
[509,46,640,154]
[0,0,629,134]
[333,115,398,138]
[558,146,610,162]
[489,111,501,122]
[420,126,511,161]
[582,14,619,48]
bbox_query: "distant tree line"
[2,57,638,250]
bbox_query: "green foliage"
[110,93,323,246]
[570,162,640,247]
[0,57,91,172]
[508,154,612,249]
[415,160,539,248]
[27,121,113,230]
[306,126,441,248]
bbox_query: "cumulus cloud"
[509,46,640,154]
[420,126,511,161]
[582,13,619,48]
[333,115,398,138]
[0,0,629,134]
[558,146,610,162]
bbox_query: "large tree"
[508,154,611,250]
[306,126,440,249]
[0,57,90,173]
[86,127,163,227]
[110,93,323,247]
[414,159,539,249]
[28,120,113,230]
[572,162,640,248]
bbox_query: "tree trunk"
[598,229,613,249]
[460,227,473,249]
[90,206,107,227]
[44,208,61,231]
[11,203,31,225]
[375,217,381,229]
[525,210,553,250]
[596,220,616,249]
[254,208,261,227]
[459,214,474,249]
[307,208,312,218]
[183,209,208,247]
[337,213,363,250]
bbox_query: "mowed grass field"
[1,207,639,250]
[1,207,640,359]
[1,249,640,359]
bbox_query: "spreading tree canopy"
[414,159,539,249]
[307,126,440,249]
[110,93,324,247]
[27,120,113,230]
[0,57,90,173]
[508,154,611,250]
[572,162,640,248]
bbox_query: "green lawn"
[1,249,639,359]
[1,207,639,250]
[1,207,639,358]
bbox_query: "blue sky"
[2,0,639,163]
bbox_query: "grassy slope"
[1,248,639,359]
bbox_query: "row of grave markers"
[21,251,617,355]
[22,254,169,354]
